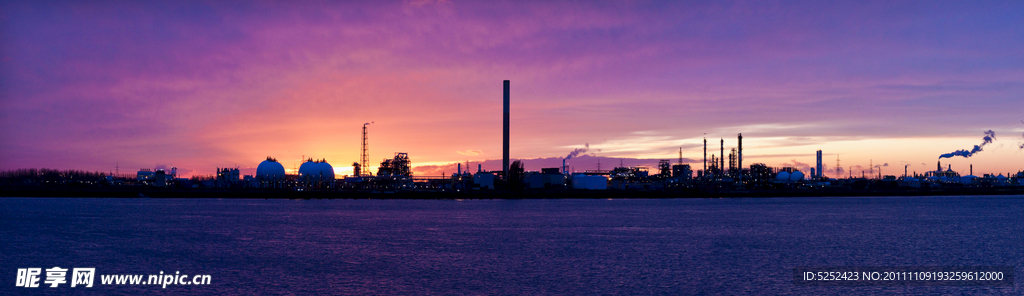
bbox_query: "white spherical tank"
[298,160,315,176]
[256,157,286,180]
[775,171,790,181]
[316,162,335,180]
[789,170,804,181]
[299,159,335,181]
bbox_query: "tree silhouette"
[508,160,525,190]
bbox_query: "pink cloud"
[2,1,1023,177]
[456,150,483,156]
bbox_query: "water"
[1,196,1021,295]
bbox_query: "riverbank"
[3,185,1024,199]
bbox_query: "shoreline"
[3,186,1024,199]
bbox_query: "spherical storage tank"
[299,158,335,181]
[775,171,790,182]
[298,160,314,176]
[789,170,804,182]
[256,157,286,180]
[775,170,804,182]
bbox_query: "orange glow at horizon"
[2,1,1023,177]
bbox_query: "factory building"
[372,153,413,189]
[658,160,672,179]
[377,153,411,177]
[572,174,608,190]
[672,164,692,180]
[527,168,566,189]
[473,172,496,189]
[137,168,155,182]
[216,167,241,188]
[925,161,960,182]
[747,163,774,187]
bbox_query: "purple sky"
[2,1,1023,178]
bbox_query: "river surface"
[1,196,1021,295]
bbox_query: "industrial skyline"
[1,1,1023,178]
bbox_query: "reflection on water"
[1,196,1021,295]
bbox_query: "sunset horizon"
[4,2,1024,294]
[3,1,1023,178]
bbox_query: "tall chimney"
[458,163,462,176]
[737,133,742,183]
[720,138,724,176]
[816,150,822,179]
[503,80,510,179]
[970,164,973,176]
[703,137,707,177]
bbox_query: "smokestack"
[937,161,941,172]
[563,159,566,174]
[458,163,461,176]
[503,80,510,179]
[970,164,973,176]
[478,164,482,173]
[948,164,951,171]
[738,133,742,183]
[703,137,707,176]
[720,138,724,176]
[816,150,822,179]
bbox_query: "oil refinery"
[2,80,1023,198]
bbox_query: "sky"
[2,0,1023,178]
